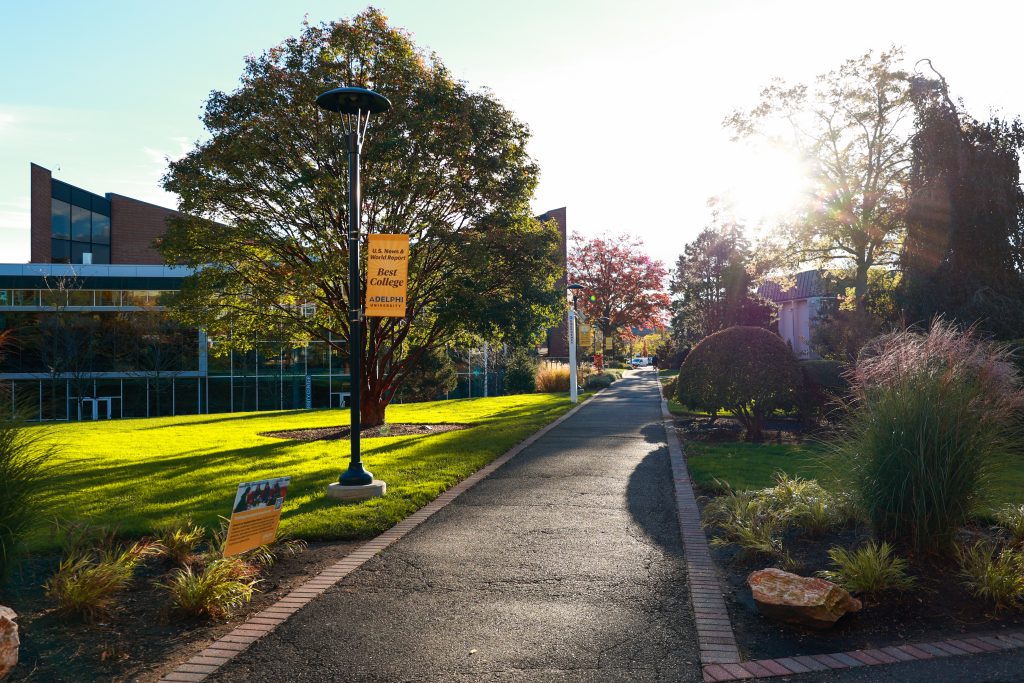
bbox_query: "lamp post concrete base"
[326,480,387,502]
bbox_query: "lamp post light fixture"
[316,85,391,500]
[567,284,584,404]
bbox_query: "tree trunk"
[359,375,390,427]
[360,398,387,428]
[854,260,870,315]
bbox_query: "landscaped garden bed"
[684,435,1024,661]
[675,322,1024,667]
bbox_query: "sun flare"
[719,145,811,226]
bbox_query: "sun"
[720,144,811,225]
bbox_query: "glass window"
[71,205,91,242]
[67,290,93,306]
[92,213,111,244]
[123,290,151,307]
[96,290,120,306]
[91,244,110,264]
[71,241,90,264]
[51,239,70,263]
[42,290,67,308]
[12,290,38,306]
[0,291,8,306]
[51,200,71,239]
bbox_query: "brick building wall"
[109,194,178,265]
[537,207,569,358]
[29,163,52,264]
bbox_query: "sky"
[3,0,1024,269]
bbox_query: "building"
[30,163,176,266]
[2,165,355,420]
[758,270,835,359]
[1,164,567,420]
[536,207,569,358]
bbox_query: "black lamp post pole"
[341,127,370,485]
[316,85,391,488]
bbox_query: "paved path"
[211,370,702,682]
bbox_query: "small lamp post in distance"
[566,283,584,404]
[316,84,391,501]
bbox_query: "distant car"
[630,357,646,368]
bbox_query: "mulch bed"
[697,491,1024,661]
[259,422,469,441]
[2,540,360,683]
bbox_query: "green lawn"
[685,440,1024,514]
[28,393,585,550]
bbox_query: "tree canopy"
[566,232,670,347]
[726,48,913,313]
[670,221,774,346]
[900,63,1024,338]
[161,10,563,425]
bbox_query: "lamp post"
[567,284,583,403]
[316,85,391,497]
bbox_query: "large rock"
[0,606,17,680]
[748,568,862,629]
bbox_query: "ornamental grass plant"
[833,320,1024,556]
[535,365,571,393]
[0,415,57,582]
[818,541,915,597]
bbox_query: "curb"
[159,392,600,682]
[658,386,1024,682]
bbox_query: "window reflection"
[51,200,71,239]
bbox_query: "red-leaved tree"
[567,233,671,353]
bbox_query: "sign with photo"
[365,233,409,317]
[223,476,291,557]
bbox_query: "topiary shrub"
[504,349,537,394]
[834,320,1024,556]
[677,326,802,441]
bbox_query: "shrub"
[661,375,678,399]
[958,541,1024,611]
[994,504,1024,545]
[504,349,537,394]
[584,372,615,390]
[797,359,847,423]
[160,558,260,619]
[677,326,802,441]
[155,519,207,565]
[45,541,162,621]
[833,320,1024,556]
[0,417,57,582]
[818,541,914,597]
[535,365,571,393]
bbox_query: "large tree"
[161,10,563,426]
[670,222,774,346]
[901,64,1024,338]
[566,232,670,347]
[726,49,913,313]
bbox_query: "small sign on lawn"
[223,476,291,557]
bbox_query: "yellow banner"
[579,324,594,348]
[224,476,290,557]
[365,234,409,317]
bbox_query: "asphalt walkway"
[210,369,702,682]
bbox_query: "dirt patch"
[2,539,361,682]
[696,490,1024,660]
[259,423,470,441]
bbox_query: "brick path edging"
[657,384,1024,682]
[158,392,601,682]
